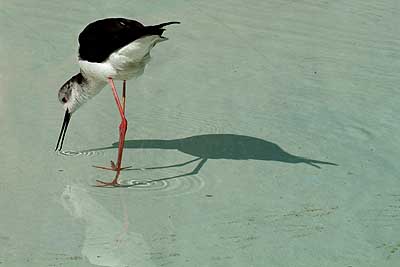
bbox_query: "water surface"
[1,0,400,266]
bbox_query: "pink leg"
[96,78,128,187]
[93,79,131,172]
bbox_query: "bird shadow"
[83,134,337,185]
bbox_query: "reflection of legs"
[95,78,129,187]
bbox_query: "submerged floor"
[1,0,400,266]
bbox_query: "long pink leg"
[96,78,128,187]
[93,80,131,171]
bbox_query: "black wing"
[78,18,179,63]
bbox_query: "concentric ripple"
[57,150,105,157]
[122,175,206,197]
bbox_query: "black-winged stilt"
[55,18,180,187]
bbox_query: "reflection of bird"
[54,18,180,186]
[85,134,338,182]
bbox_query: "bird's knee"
[119,118,127,132]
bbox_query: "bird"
[55,18,180,187]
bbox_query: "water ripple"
[57,150,104,157]
[122,175,205,197]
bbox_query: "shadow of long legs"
[126,157,203,171]
[95,158,208,189]
[146,158,208,183]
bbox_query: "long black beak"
[55,109,71,151]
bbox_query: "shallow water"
[1,0,400,266]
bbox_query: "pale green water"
[1,0,400,266]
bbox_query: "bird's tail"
[153,21,181,28]
[145,21,180,36]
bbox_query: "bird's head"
[58,73,86,113]
[55,73,85,151]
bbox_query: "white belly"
[79,35,164,81]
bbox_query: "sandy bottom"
[1,0,399,266]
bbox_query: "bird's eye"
[62,97,68,103]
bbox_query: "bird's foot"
[93,161,132,171]
[95,177,120,187]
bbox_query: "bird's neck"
[66,72,107,113]
[74,71,108,103]
[79,71,108,93]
